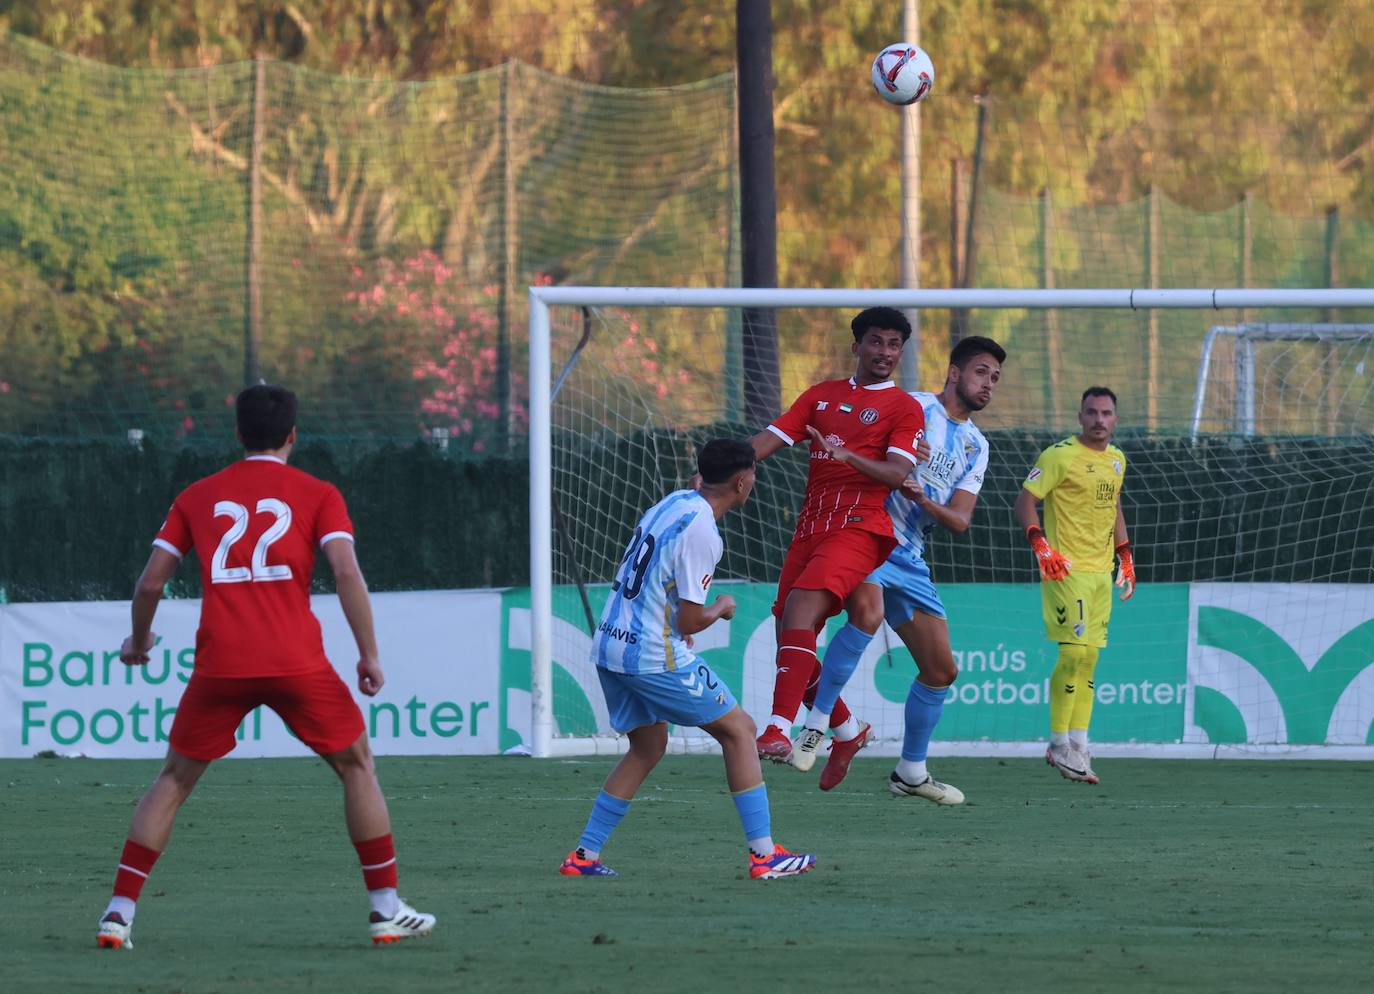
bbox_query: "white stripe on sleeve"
[152,538,184,559]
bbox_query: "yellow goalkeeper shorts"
[1040,570,1113,647]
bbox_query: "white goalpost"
[527,286,1374,761]
[1191,323,1374,438]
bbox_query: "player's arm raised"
[748,429,788,462]
[1113,500,1135,601]
[805,425,915,489]
[323,537,385,696]
[749,384,823,463]
[1014,487,1072,582]
[120,547,181,665]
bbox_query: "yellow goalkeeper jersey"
[1022,436,1126,573]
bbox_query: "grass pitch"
[5,755,1372,993]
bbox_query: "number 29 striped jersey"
[591,490,721,675]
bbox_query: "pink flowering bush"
[602,309,693,400]
[343,260,695,447]
[346,250,525,451]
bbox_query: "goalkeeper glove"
[1026,525,1071,581]
[1115,541,1136,601]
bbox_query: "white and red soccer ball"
[871,44,935,106]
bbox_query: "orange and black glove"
[1026,525,1072,581]
[1115,541,1136,600]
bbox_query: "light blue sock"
[811,623,875,720]
[732,783,773,853]
[577,790,631,854]
[901,680,949,762]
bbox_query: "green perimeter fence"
[4,429,1372,603]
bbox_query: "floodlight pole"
[899,0,922,390]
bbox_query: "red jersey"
[154,456,354,678]
[768,377,925,541]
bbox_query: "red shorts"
[772,527,897,621]
[169,668,365,761]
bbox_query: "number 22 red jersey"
[767,378,925,542]
[154,456,354,678]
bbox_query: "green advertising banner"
[499,582,1192,752]
[1184,583,1374,746]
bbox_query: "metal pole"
[737,0,780,426]
[1190,325,1225,440]
[528,291,554,758]
[952,101,987,345]
[1239,191,1253,325]
[1040,189,1061,427]
[500,61,519,448]
[898,0,922,390]
[531,286,1374,311]
[1146,184,1160,430]
[948,157,966,345]
[244,54,265,386]
[1324,206,1340,434]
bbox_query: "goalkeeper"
[1013,386,1134,785]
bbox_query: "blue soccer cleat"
[749,844,817,880]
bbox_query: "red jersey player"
[750,307,926,788]
[96,385,435,950]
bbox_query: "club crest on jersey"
[1073,622,1087,638]
[838,403,853,413]
[859,407,879,424]
[1112,459,1122,474]
[1027,468,1043,482]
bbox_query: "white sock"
[895,758,928,784]
[803,709,830,733]
[1051,731,1070,748]
[1069,729,1088,751]
[368,887,400,919]
[576,845,600,861]
[769,714,793,734]
[833,716,861,741]
[104,896,136,923]
[747,836,775,858]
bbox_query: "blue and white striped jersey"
[591,490,722,675]
[886,391,990,558]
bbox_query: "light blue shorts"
[596,661,738,733]
[867,547,947,628]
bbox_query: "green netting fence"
[4,34,1374,602]
[5,429,1371,604]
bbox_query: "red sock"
[354,834,398,890]
[772,629,819,724]
[112,839,161,901]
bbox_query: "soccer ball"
[871,44,935,105]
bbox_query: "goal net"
[527,287,1374,760]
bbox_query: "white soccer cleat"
[1079,749,1101,785]
[790,728,826,772]
[1045,743,1094,783]
[888,771,965,805]
[97,913,133,950]
[369,899,436,945]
